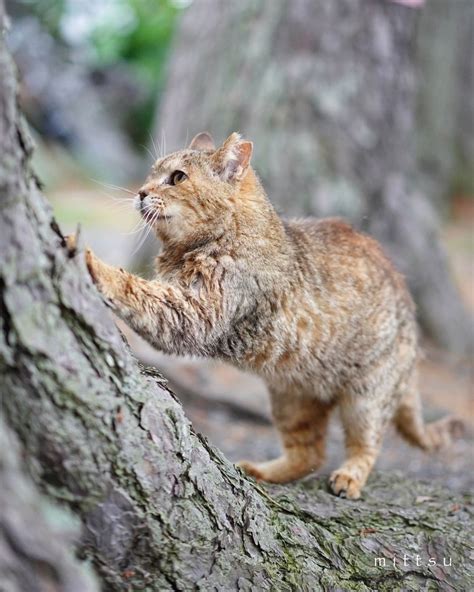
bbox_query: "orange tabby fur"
[80,132,462,499]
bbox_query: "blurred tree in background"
[87,0,184,146]
[7,0,185,177]
[416,0,474,208]
[156,0,473,353]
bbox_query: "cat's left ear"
[212,133,253,182]
[189,132,215,151]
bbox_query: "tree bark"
[0,416,99,592]
[1,4,473,591]
[156,0,473,353]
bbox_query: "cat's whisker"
[130,210,158,256]
[124,220,149,235]
[108,203,136,213]
[90,178,137,195]
[141,143,157,163]
[122,205,154,235]
[99,195,137,216]
[99,190,134,205]
[124,208,157,236]
[127,226,148,238]
[149,132,159,160]
[104,185,136,196]
[105,196,133,204]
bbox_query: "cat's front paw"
[85,247,100,285]
[64,234,78,256]
[84,248,116,301]
[63,235,104,288]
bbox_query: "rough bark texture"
[156,0,473,353]
[0,416,99,592]
[1,5,473,591]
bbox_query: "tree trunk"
[0,416,99,591]
[156,0,472,353]
[1,4,472,591]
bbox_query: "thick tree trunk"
[156,0,473,353]
[1,5,473,591]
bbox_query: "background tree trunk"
[155,0,473,353]
[417,0,474,207]
[1,4,472,591]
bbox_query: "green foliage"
[14,0,186,147]
[89,0,184,145]
[90,0,180,86]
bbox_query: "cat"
[79,131,462,499]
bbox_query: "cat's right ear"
[189,132,215,151]
[212,133,253,183]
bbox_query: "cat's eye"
[169,170,187,186]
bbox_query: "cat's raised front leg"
[237,387,334,483]
[84,248,223,356]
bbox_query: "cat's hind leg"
[237,389,334,483]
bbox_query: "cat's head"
[134,132,253,244]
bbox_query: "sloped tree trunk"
[156,0,473,353]
[1,4,472,591]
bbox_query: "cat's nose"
[138,189,148,201]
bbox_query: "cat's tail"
[393,386,464,451]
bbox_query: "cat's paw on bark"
[329,469,364,500]
[85,247,101,284]
[63,234,96,280]
[64,233,78,257]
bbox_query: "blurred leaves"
[12,0,187,146]
[90,0,181,86]
[89,0,184,144]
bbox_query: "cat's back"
[284,217,413,312]
[285,217,379,260]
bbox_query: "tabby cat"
[79,132,461,499]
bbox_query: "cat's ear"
[212,133,253,182]
[189,132,215,151]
